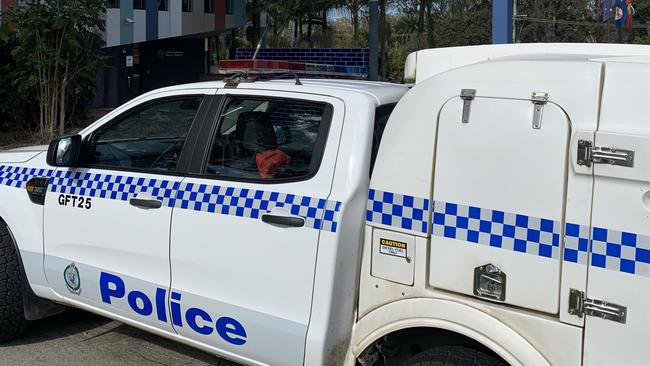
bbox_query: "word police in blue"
[100,271,247,345]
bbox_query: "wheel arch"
[350,298,550,366]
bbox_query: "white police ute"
[1,43,650,366]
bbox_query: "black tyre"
[0,222,28,343]
[401,345,507,366]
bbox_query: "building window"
[158,0,168,11]
[133,0,145,10]
[225,0,233,14]
[204,0,214,13]
[182,0,193,12]
[108,0,120,8]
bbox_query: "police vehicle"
[1,43,650,366]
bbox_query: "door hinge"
[531,92,549,129]
[568,289,627,324]
[577,140,635,168]
[460,89,476,124]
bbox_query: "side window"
[87,96,203,171]
[370,103,396,176]
[205,96,332,181]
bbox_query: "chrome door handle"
[129,198,162,209]
[261,214,305,227]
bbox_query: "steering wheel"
[150,139,183,170]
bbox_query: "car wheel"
[400,345,507,366]
[0,222,28,343]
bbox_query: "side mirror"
[46,135,82,167]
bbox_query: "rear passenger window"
[205,97,332,181]
[370,104,396,176]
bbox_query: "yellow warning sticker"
[379,238,408,258]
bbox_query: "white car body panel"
[3,44,650,366]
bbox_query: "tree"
[4,0,105,141]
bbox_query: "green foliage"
[2,0,106,140]
[0,22,37,132]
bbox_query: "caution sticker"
[379,238,408,258]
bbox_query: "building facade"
[104,0,245,48]
[0,0,17,14]
[95,0,246,108]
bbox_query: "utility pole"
[369,0,379,81]
[492,0,513,44]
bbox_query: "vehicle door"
[429,94,570,314]
[43,90,214,333]
[582,62,650,366]
[169,90,344,365]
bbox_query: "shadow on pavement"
[0,308,111,346]
[1,308,239,366]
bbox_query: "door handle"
[261,214,305,227]
[129,198,162,209]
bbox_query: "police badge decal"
[64,262,81,294]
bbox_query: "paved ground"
[0,308,239,366]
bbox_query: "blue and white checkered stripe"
[564,223,591,265]
[590,226,650,277]
[0,164,342,233]
[175,182,341,232]
[432,200,561,260]
[49,170,180,207]
[366,189,430,234]
[0,165,53,189]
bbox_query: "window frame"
[204,0,214,13]
[192,95,334,185]
[182,0,193,12]
[133,0,146,10]
[80,95,209,176]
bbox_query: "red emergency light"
[218,59,368,77]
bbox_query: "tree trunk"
[59,82,66,136]
[307,14,313,47]
[426,0,434,48]
[418,0,426,48]
[352,7,359,47]
[59,61,69,136]
[379,0,387,79]
[294,18,298,46]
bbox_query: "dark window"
[182,0,193,12]
[204,0,214,13]
[108,0,120,8]
[133,0,145,10]
[225,0,233,14]
[370,104,396,176]
[205,97,332,181]
[87,97,203,171]
[158,0,168,11]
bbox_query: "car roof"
[153,78,410,106]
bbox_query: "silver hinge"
[531,92,549,129]
[577,140,635,168]
[460,89,476,124]
[568,289,627,324]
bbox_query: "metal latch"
[460,89,476,124]
[531,92,549,129]
[577,140,635,168]
[568,289,627,324]
[474,263,506,301]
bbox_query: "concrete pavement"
[0,308,239,366]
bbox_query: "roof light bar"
[218,59,368,77]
